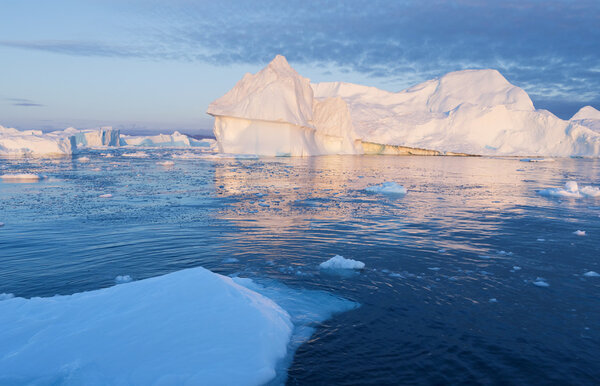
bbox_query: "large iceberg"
[0,267,355,385]
[207,55,361,156]
[62,127,122,147]
[120,131,213,148]
[208,55,600,157]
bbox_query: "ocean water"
[1,150,599,384]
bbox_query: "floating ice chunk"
[519,158,555,162]
[122,151,149,158]
[0,293,14,301]
[489,298,498,303]
[533,278,550,287]
[0,222,4,227]
[99,194,113,198]
[538,181,600,199]
[513,266,522,271]
[319,255,365,270]
[428,267,441,271]
[156,160,175,166]
[77,156,90,162]
[365,182,407,195]
[583,271,600,277]
[574,230,586,236]
[0,267,298,385]
[114,275,132,284]
[537,238,545,241]
[0,173,41,182]
[222,257,239,263]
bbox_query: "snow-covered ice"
[365,182,407,195]
[121,132,212,148]
[538,181,600,198]
[0,293,14,301]
[319,255,365,270]
[0,267,354,385]
[0,125,76,157]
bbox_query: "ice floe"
[0,173,42,182]
[533,278,550,287]
[538,181,600,198]
[99,194,113,198]
[573,230,586,236]
[0,267,354,385]
[365,182,407,195]
[319,255,365,270]
[583,271,600,277]
[157,160,175,166]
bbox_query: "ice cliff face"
[209,55,600,157]
[207,55,361,156]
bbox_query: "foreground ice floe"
[538,181,600,198]
[365,182,407,195]
[0,267,355,385]
[0,173,43,182]
[208,55,600,157]
[320,255,365,270]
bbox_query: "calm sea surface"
[1,150,599,384]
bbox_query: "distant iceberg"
[208,55,600,157]
[0,126,76,157]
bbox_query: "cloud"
[1,0,599,107]
[6,98,44,107]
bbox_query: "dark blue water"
[1,151,599,384]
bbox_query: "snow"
[574,230,586,236]
[583,271,600,277]
[207,55,600,157]
[114,275,132,284]
[319,255,365,270]
[538,181,600,198]
[0,173,42,182]
[365,182,407,194]
[0,267,352,385]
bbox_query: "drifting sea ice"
[157,160,175,166]
[122,151,149,158]
[538,181,600,198]
[114,275,132,284]
[319,255,365,270]
[533,278,550,287]
[0,173,42,182]
[574,230,586,236]
[583,271,600,277]
[365,182,407,195]
[0,267,354,385]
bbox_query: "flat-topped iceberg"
[0,126,76,157]
[208,55,600,157]
[0,267,356,385]
[120,131,213,148]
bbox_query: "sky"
[1,0,599,134]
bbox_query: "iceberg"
[120,131,213,148]
[0,267,355,385]
[0,126,76,157]
[208,55,600,157]
[207,55,361,156]
[319,255,365,270]
[61,127,122,147]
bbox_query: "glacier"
[208,55,600,157]
[0,267,355,385]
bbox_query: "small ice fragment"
[115,275,132,284]
[157,161,175,166]
[533,278,549,287]
[498,250,513,256]
[0,222,4,227]
[99,194,113,198]
[1,173,41,182]
[437,248,447,253]
[0,293,14,301]
[365,182,407,195]
[428,267,441,271]
[489,298,498,303]
[513,266,522,271]
[78,156,90,162]
[574,230,586,236]
[519,158,555,162]
[123,151,149,158]
[537,238,545,241]
[222,258,239,263]
[319,255,365,270]
[583,271,600,277]
[389,273,404,278]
